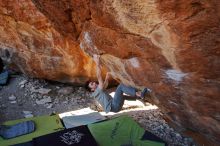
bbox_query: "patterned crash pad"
[33,125,98,146]
[0,115,64,146]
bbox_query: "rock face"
[0,0,219,145]
[0,0,97,83]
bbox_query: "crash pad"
[59,107,107,129]
[33,125,98,146]
[0,115,64,146]
[88,115,166,146]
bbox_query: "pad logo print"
[111,122,120,139]
[60,130,84,145]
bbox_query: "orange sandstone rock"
[0,0,219,145]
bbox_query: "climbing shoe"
[140,88,152,100]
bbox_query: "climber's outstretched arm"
[103,72,111,89]
[93,54,104,89]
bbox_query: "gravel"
[0,74,196,146]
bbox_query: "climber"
[85,54,151,113]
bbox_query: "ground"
[0,74,195,146]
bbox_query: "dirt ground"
[0,74,94,123]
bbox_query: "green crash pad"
[88,115,165,146]
[0,115,64,146]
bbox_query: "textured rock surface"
[0,0,219,145]
[81,1,220,145]
[0,0,97,83]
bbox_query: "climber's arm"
[103,72,111,89]
[93,54,104,89]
